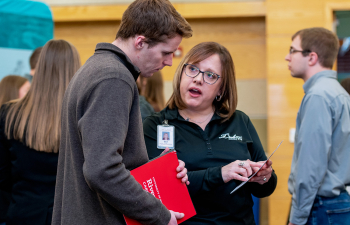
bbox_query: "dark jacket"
[139,95,155,122]
[144,107,277,225]
[52,43,170,225]
[0,190,10,222]
[0,104,58,225]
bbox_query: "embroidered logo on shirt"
[219,133,242,141]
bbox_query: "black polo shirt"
[143,107,277,225]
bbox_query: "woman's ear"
[216,90,223,101]
[217,89,222,97]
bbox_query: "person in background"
[143,42,277,225]
[0,75,29,106]
[0,40,81,225]
[18,81,30,99]
[52,0,192,224]
[29,47,42,76]
[0,75,28,225]
[341,77,350,95]
[137,71,166,121]
[144,71,166,112]
[137,75,155,121]
[24,47,42,82]
[285,27,350,225]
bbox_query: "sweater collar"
[95,43,141,81]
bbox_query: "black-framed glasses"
[289,47,311,55]
[183,63,221,85]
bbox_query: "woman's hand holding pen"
[221,159,264,183]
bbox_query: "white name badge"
[157,120,175,149]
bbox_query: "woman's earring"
[216,95,222,101]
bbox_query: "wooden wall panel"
[267,3,324,35]
[52,2,265,22]
[55,21,120,64]
[163,17,266,81]
[54,17,266,81]
[266,1,350,225]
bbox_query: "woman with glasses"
[0,40,80,225]
[143,42,277,225]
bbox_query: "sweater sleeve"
[79,79,170,225]
[245,117,277,198]
[0,105,12,192]
[143,115,225,197]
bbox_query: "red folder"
[124,150,196,225]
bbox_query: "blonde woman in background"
[0,75,30,106]
[144,71,166,112]
[0,40,80,225]
[0,75,29,225]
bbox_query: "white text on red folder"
[142,177,162,202]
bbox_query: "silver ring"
[263,177,267,181]
[238,162,245,168]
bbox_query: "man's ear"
[134,36,146,50]
[308,52,318,66]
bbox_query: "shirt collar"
[95,43,141,81]
[303,70,337,93]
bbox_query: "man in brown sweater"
[52,0,192,224]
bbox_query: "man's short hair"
[30,47,42,69]
[116,0,192,47]
[292,27,339,69]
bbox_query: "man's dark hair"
[292,27,339,69]
[30,47,43,69]
[116,0,192,47]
